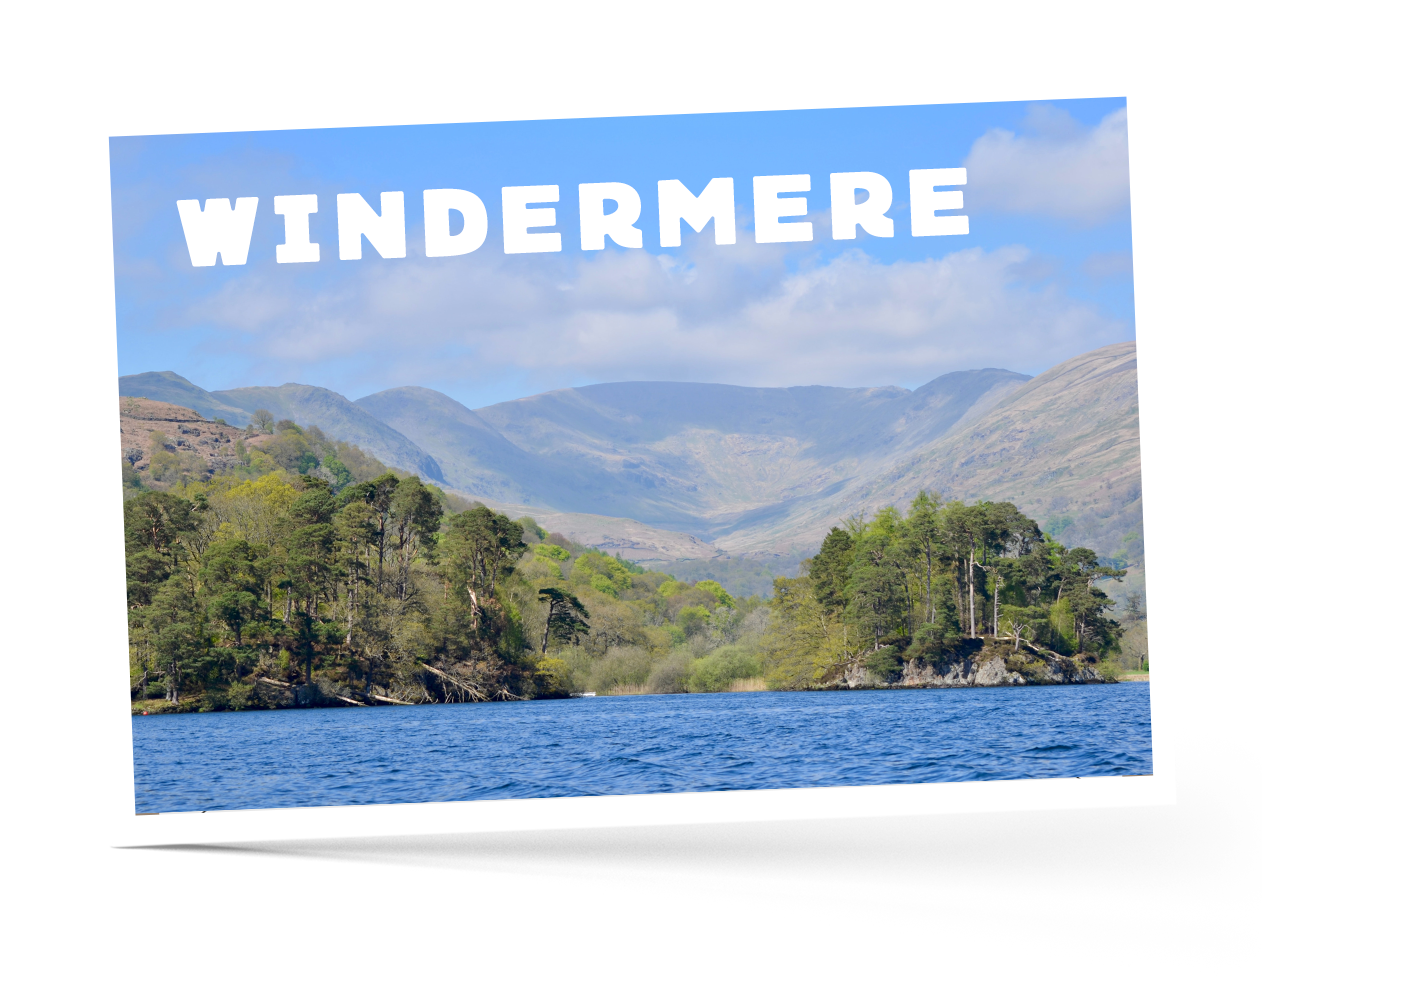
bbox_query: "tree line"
[125,418,1130,713]
[763,493,1127,688]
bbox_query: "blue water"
[131,685,1152,813]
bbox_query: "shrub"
[688,645,762,693]
[198,688,229,712]
[533,657,574,697]
[588,646,653,693]
[676,605,710,638]
[909,619,962,661]
[694,579,735,610]
[226,680,254,710]
[645,649,692,694]
[589,573,620,598]
[863,645,903,682]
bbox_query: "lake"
[131,684,1153,813]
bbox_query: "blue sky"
[110,97,1133,409]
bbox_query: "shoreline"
[132,677,1147,716]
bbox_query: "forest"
[124,412,1136,713]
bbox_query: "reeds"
[727,677,768,693]
[605,682,651,695]
[604,677,768,695]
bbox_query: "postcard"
[111,98,1154,827]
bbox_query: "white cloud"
[183,239,1128,403]
[964,106,1130,225]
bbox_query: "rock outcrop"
[836,640,1111,689]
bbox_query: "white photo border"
[90,73,1173,850]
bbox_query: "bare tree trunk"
[346,569,355,646]
[967,550,977,639]
[993,578,999,637]
[925,548,933,624]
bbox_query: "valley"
[119,340,1143,577]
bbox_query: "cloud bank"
[964,107,1130,225]
[182,238,1128,404]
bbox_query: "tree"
[762,574,855,688]
[387,476,443,601]
[142,579,207,703]
[124,491,197,607]
[844,510,910,651]
[809,527,855,614]
[252,409,275,434]
[939,501,986,638]
[335,499,380,646]
[1050,545,1126,653]
[341,472,400,590]
[199,538,265,648]
[537,587,590,653]
[442,506,525,602]
[907,490,947,625]
[286,477,337,611]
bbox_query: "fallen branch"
[371,694,414,706]
[421,663,488,701]
[256,676,293,689]
[333,694,367,707]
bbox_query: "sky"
[109,97,1134,410]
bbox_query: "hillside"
[715,342,1143,565]
[118,395,393,494]
[118,397,245,480]
[355,367,1030,533]
[118,341,1143,576]
[119,373,444,481]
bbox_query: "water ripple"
[132,685,1153,813]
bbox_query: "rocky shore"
[835,639,1115,689]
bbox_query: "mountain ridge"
[118,373,445,483]
[118,343,1141,572]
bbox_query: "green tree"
[907,490,948,626]
[387,476,443,601]
[938,500,986,638]
[845,513,908,652]
[336,499,380,646]
[537,587,590,653]
[809,527,855,614]
[199,538,265,648]
[142,579,207,703]
[124,491,197,607]
[341,472,400,590]
[441,505,527,629]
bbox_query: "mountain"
[354,367,1031,534]
[118,341,1142,572]
[353,387,544,504]
[118,375,445,482]
[714,341,1143,566]
[116,371,252,425]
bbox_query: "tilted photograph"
[112,98,1152,812]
